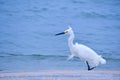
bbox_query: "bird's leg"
[86,61,96,71]
[67,55,74,61]
[86,61,91,70]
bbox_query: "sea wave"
[79,11,120,20]
[0,52,119,61]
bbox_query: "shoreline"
[0,70,120,80]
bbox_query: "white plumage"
[56,27,106,70]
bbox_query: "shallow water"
[0,0,120,71]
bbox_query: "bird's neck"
[68,31,74,48]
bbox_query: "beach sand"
[0,70,120,80]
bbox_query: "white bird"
[55,27,106,70]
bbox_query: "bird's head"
[55,27,73,36]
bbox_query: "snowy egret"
[55,27,106,70]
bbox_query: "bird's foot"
[88,67,96,71]
[67,55,74,61]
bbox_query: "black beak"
[55,32,65,36]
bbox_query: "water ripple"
[75,11,120,20]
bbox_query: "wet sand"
[0,70,120,80]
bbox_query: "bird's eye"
[65,31,68,33]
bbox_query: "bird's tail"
[99,56,106,64]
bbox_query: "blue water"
[0,0,120,71]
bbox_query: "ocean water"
[0,0,120,71]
